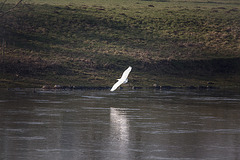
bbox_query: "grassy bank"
[0,0,240,88]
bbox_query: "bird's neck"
[123,78,128,84]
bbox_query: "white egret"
[110,66,132,92]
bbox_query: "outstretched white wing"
[110,80,123,91]
[110,66,132,92]
[120,66,132,80]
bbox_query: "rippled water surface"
[1,88,240,159]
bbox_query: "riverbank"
[0,0,240,88]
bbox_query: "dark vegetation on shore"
[0,0,240,88]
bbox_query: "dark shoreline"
[36,84,220,90]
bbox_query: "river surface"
[0,88,240,160]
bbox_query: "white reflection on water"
[110,108,129,141]
[109,108,130,158]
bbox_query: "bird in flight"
[110,66,132,92]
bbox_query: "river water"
[0,88,240,160]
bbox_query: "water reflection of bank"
[1,89,240,160]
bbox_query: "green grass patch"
[0,0,240,88]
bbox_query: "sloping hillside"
[0,0,240,88]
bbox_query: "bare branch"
[0,0,8,11]
[0,0,23,17]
